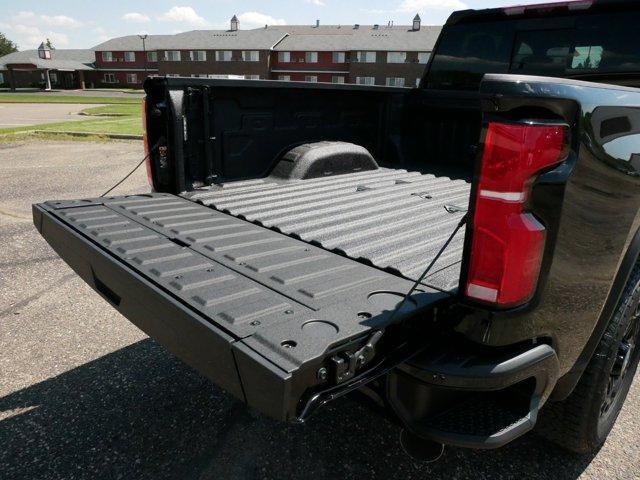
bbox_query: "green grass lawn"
[0,103,143,138]
[0,94,141,104]
[81,104,142,116]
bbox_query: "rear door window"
[510,29,572,75]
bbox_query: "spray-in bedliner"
[183,167,471,292]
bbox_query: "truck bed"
[182,167,470,292]
[33,193,452,420]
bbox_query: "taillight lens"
[141,98,154,188]
[465,122,568,307]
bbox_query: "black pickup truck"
[33,0,640,457]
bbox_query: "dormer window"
[230,15,239,31]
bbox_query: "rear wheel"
[537,262,640,453]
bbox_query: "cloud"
[5,12,74,49]
[12,10,81,27]
[398,0,467,11]
[13,24,41,36]
[237,11,286,28]
[46,32,70,46]
[122,12,151,23]
[20,29,70,47]
[306,0,326,5]
[158,6,208,26]
[43,15,82,27]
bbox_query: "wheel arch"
[551,224,640,400]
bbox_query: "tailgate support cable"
[99,139,162,197]
[389,212,468,324]
[334,213,469,382]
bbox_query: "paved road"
[0,140,638,480]
[0,88,144,98]
[0,103,106,128]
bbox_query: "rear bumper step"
[388,342,559,449]
[34,193,449,421]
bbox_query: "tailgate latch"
[330,330,384,384]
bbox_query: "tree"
[45,38,55,50]
[0,32,18,57]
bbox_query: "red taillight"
[465,122,568,307]
[141,98,154,188]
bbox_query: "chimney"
[230,15,239,31]
[316,19,320,27]
[412,13,421,31]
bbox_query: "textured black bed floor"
[184,168,470,292]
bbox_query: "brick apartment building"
[1,15,442,90]
[270,17,440,87]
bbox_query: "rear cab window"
[424,7,640,90]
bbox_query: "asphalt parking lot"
[1,140,639,480]
[0,103,105,128]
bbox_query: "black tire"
[537,262,640,453]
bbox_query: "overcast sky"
[0,0,563,49]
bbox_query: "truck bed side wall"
[456,75,640,398]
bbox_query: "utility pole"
[139,34,148,81]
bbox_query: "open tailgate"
[33,193,449,420]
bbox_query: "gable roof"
[92,29,287,51]
[272,25,442,52]
[91,24,441,53]
[0,49,94,71]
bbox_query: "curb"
[78,112,129,117]
[32,130,143,140]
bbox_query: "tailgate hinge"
[330,330,384,384]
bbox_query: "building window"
[332,76,345,84]
[216,50,232,62]
[305,52,318,63]
[101,51,113,62]
[124,51,135,62]
[305,75,318,82]
[278,75,290,81]
[190,50,206,61]
[418,52,430,64]
[147,51,158,62]
[332,52,346,63]
[278,51,290,62]
[244,75,260,80]
[126,73,138,84]
[416,78,421,87]
[386,52,407,64]
[165,51,181,61]
[50,72,58,84]
[356,76,375,85]
[166,74,180,78]
[242,51,259,62]
[0,72,4,84]
[103,73,117,83]
[355,51,376,63]
[386,77,405,87]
